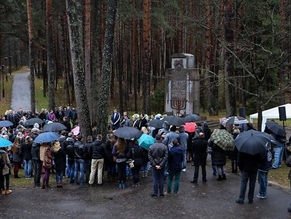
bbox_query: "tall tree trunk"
[96,0,117,139]
[224,0,236,116]
[132,0,138,112]
[26,0,36,113]
[66,0,91,138]
[280,0,288,104]
[84,0,92,121]
[205,0,214,116]
[142,0,151,114]
[91,0,102,125]
[46,0,56,111]
[117,28,124,113]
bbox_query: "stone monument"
[165,53,200,115]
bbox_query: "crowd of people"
[0,107,288,210]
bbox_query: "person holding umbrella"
[208,125,229,181]
[234,129,271,204]
[236,150,263,204]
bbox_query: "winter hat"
[33,123,39,129]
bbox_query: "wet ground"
[1,162,291,219]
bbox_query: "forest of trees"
[0,0,291,138]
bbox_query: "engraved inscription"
[171,80,186,100]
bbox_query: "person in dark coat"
[88,134,106,186]
[140,147,149,178]
[112,138,129,189]
[227,126,240,173]
[139,114,148,130]
[62,116,71,132]
[186,132,194,163]
[166,139,184,195]
[31,142,41,187]
[148,134,168,198]
[51,140,66,188]
[20,136,33,178]
[202,121,211,141]
[64,134,75,183]
[84,135,93,184]
[127,140,145,188]
[209,125,227,180]
[208,139,227,181]
[73,135,85,185]
[191,132,208,183]
[105,133,116,181]
[257,143,273,199]
[236,151,263,204]
[110,109,121,130]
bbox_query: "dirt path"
[11,72,31,111]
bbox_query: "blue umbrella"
[0,120,14,128]
[0,137,13,148]
[138,134,155,150]
[34,132,60,144]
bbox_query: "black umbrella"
[0,120,14,128]
[226,116,248,125]
[184,114,201,122]
[265,121,286,137]
[114,127,142,139]
[234,130,276,155]
[163,116,185,126]
[34,132,60,144]
[42,123,67,132]
[25,118,44,126]
[148,119,164,129]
